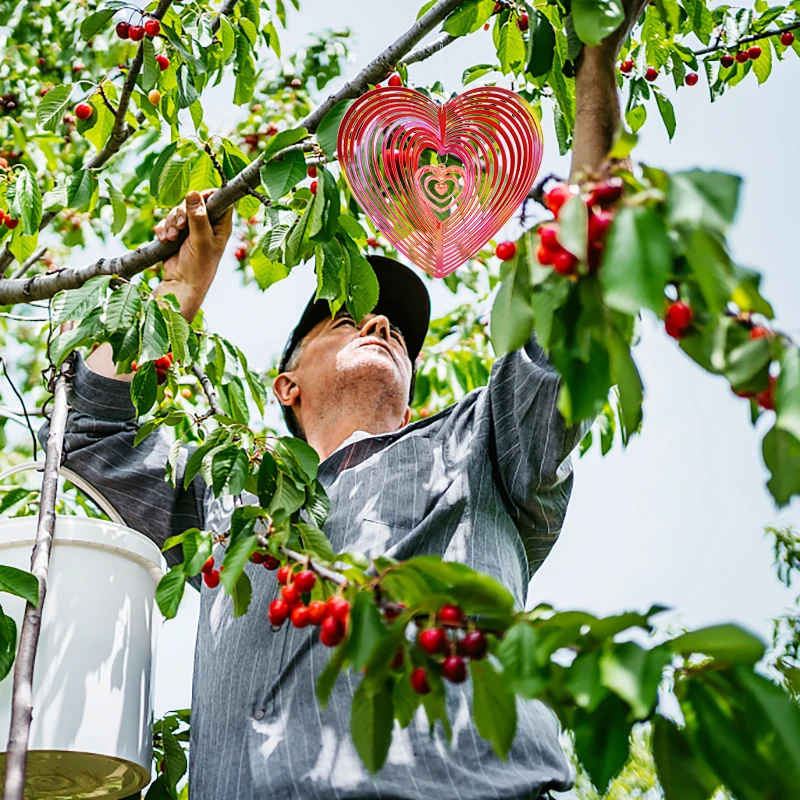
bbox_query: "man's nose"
[361,315,391,341]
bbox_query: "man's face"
[277,308,413,433]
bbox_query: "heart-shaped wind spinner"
[337,86,543,278]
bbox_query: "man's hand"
[152,188,233,321]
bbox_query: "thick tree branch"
[402,32,457,66]
[2,362,71,800]
[693,21,800,56]
[0,0,465,306]
[211,0,240,34]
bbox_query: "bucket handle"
[0,461,125,526]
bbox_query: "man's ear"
[399,406,411,429]
[273,372,300,408]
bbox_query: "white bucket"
[0,464,165,799]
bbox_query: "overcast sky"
[65,0,799,717]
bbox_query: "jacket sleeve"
[37,355,209,571]
[487,334,592,574]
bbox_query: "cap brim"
[279,254,431,373]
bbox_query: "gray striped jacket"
[46,335,584,799]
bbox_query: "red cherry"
[384,603,406,621]
[495,241,517,261]
[750,326,770,340]
[419,627,447,655]
[157,371,167,386]
[4,216,18,230]
[366,237,379,248]
[517,12,529,31]
[747,45,761,60]
[388,74,403,87]
[129,25,145,41]
[310,180,318,195]
[320,616,344,646]
[620,59,634,74]
[144,18,161,37]
[553,251,578,275]
[439,605,464,626]
[410,667,431,694]
[721,54,735,68]
[685,72,699,86]
[156,54,170,71]
[306,165,317,178]
[326,596,350,624]
[154,354,172,371]
[461,630,488,659]
[537,224,560,251]
[130,360,139,372]
[116,22,130,39]
[756,376,777,411]
[665,301,694,339]
[537,245,556,266]
[281,583,301,606]
[264,555,280,571]
[38,57,46,66]
[442,655,467,683]
[291,605,311,628]
[201,556,215,575]
[268,598,290,626]
[735,50,749,64]
[645,66,658,82]
[483,22,490,30]
[390,647,405,671]
[251,552,266,564]
[234,247,246,261]
[294,570,316,593]
[493,2,502,12]
[0,210,5,225]
[277,565,292,585]
[588,209,614,244]
[203,569,220,588]
[544,184,575,217]
[780,31,795,47]
[75,103,92,121]
[308,600,328,625]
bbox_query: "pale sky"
[66,1,799,718]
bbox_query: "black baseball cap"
[277,255,431,436]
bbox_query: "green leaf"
[66,169,97,212]
[752,35,772,83]
[316,100,354,159]
[608,327,644,442]
[497,20,527,74]
[599,641,671,719]
[724,337,771,389]
[601,206,672,315]
[490,240,534,355]
[164,305,190,365]
[762,426,800,507]
[234,38,256,105]
[105,179,128,235]
[558,195,588,261]
[52,275,110,325]
[292,521,335,563]
[668,170,742,234]
[256,450,278,506]
[471,659,517,759]
[262,127,309,162]
[670,624,766,664]
[176,64,199,109]
[653,716,719,800]
[230,570,253,617]
[10,168,42,235]
[276,437,320,483]
[261,149,307,201]
[572,0,625,46]
[309,166,340,243]
[655,91,676,140]
[211,446,250,496]
[49,309,104,368]
[181,529,212,576]
[443,0,495,36]
[497,623,548,698]
[344,241,379,323]
[162,726,188,790]
[316,643,346,709]
[416,0,437,19]
[140,299,170,363]
[351,679,394,774]
[527,10,556,77]
[155,568,187,619]
[776,346,800,441]
[80,7,115,39]
[37,85,73,132]
[142,36,160,93]
[250,250,290,291]
[105,284,140,334]
[0,565,39,606]
[131,361,158,418]
[565,651,609,712]
[344,592,385,671]
[219,533,257,597]
[268,470,305,520]
[573,694,633,792]
[0,606,17,682]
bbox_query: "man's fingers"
[185,190,213,243]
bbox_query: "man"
[48,184,586,799]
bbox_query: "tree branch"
[9,248,47,281]
[211,0,240,34]
[2,361,71,800]
[402,31,457,67]
[191,363,223,416]
[0,0,464,305]
[693,21,800,56]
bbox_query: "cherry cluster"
[131,352,174,385]
[115,16,161,43]
[408,604,489,694]
[0,210,19,230]
[721,45,763,68]
[0,92,19,115]
[732,324,777,410]
[240,123,279,153]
